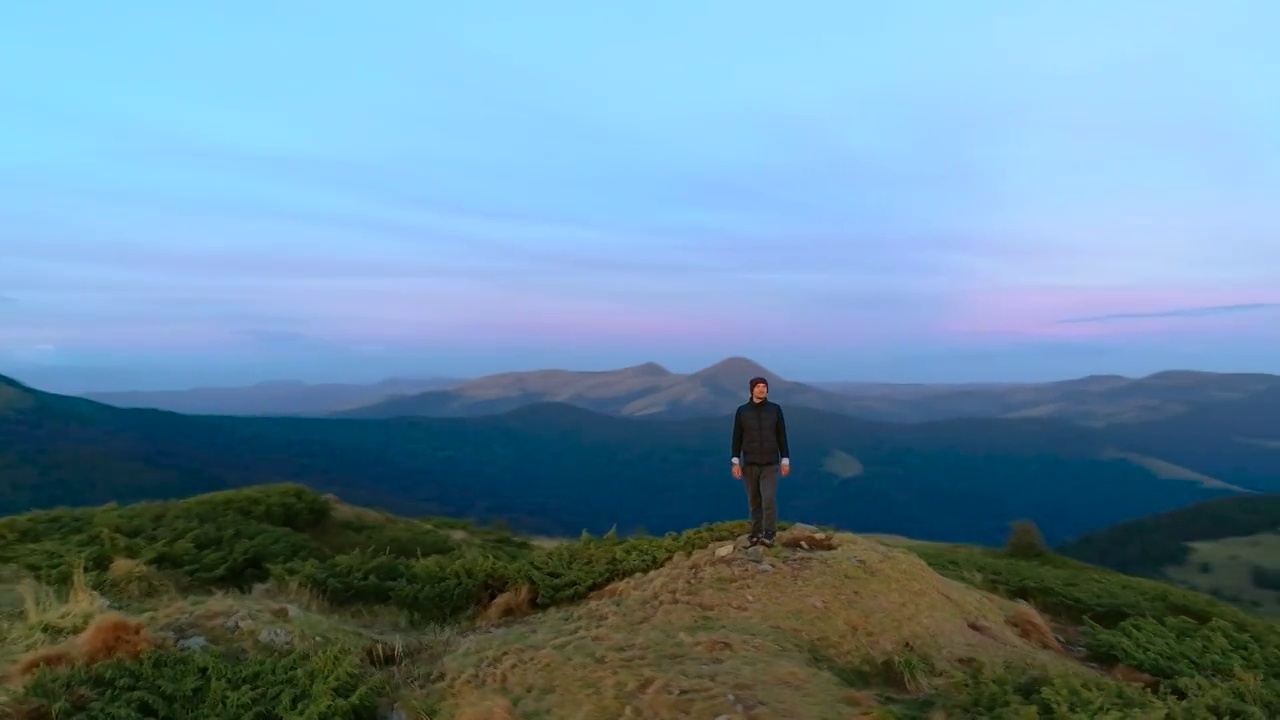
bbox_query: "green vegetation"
[1005,519,1050,559]
[1058,494,1280,576]
[0,484,1277,718]
[902,540,1280,717]
[0,483,740,625]
[1058,494,1280,616]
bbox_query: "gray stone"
[224,612,251,632]
[379,705,409,720]
[258,627,293,647]
[176,635,209,651]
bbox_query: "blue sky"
[2,1,1278,391]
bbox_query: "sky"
[2,1,1279,392]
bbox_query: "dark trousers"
[741,462,779,536]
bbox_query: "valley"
[3,371,1274,549]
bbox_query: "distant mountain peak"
[693,357,779,382]
[621,362,672,377]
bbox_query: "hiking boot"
[759,531,776,548]
[747,533,761,547]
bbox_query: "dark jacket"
[731,399,790,466]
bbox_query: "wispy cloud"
[0,295,17,303]
[1056,302,1280,324]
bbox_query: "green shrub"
[931,662,1164,718]
[0,484,472,591]
[14,645,385,720]
[1005,519,1049,559]
[277,520,748,623]
[905,541,1280,716]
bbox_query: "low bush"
[12,645,386,720]
[905,541,1280,717]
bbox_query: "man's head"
[749,376,769,402]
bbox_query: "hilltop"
[0,484,1276,718]
[333,356,875,420]
[0,373,1262,549]
[1058,494,1280,616]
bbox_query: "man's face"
[752,383,768,401]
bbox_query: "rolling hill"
[818,369,1280,425]
[1057,494,1280,615]
[0,484,1277,718]
[80,376,459,416]
[0,372,1265,548]
[71,358,1280,428]
[332,356,887,420]
[332,361,1280,426]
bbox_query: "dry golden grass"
[1002,601,1063,653]
[479,586,536,625]
[4,612,153,683]
[0,562,112,662]
[437,530,1080,720]
[451,693,521,720]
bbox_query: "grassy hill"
[0,373,1257,548]
[0,484,1277,718]
[1058,494,1280,616]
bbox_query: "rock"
[224,612,252,632]
[269,603,305,620]
[715,544,736,558]
[789,522,820,533]
[753,562,773,572]
[177,635,209,651]
[258,627,293,647]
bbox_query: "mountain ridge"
[0,372,1268,551]
[59,362,1280,426]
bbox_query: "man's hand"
[731,463,742,479]
[781,463,791,477]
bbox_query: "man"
[730,375,791,547]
